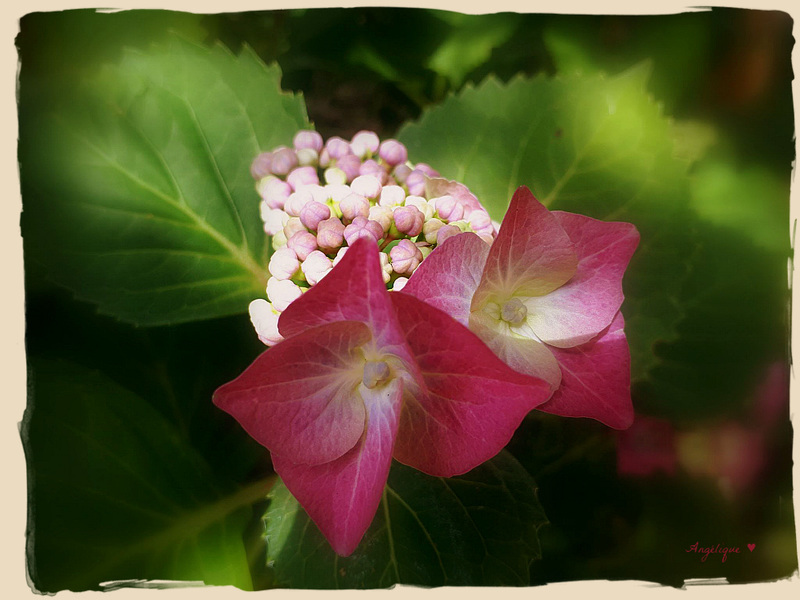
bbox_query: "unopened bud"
[389,239,423,275]
[405,169,426,196]
[287,230,319,261]
[293,130,324,152]
[325,136,352,160]
[404,195,434,220]
[316,216,346,252]
[423,218,445,244]
[467,209,493,235]
[272,229,288,249]
[332,246,348,267]
[251,152,273,180]
[436,224,462,245]
[249,299,283,346]
[379,251,392,283]
[351,174,382,199]
[324,167,347,186]
[379,185,406,208]
[287,166,319,190]
[414,162,439,177]
[392,163,412,184]
[296,148,319,166]
[336,154,362,182]
[258,176,292,210]
[344,216,384,246]
[271,147,299,176]
[340,192,370,221]
[262,206,289,236]
[283,217,306,240]
[359,159,388,184]
[301,250,333,285]
[392,277,409,291]
[431,195,464,222]
[300,201,331,231]
[284,188,314,217]
[368,205,393,233]
[351,130,381,158]
[393,205,424,237]
[379,139,408,166]
[267,277,303,312]
[268,247,300,280]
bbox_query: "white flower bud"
[249,299,283,346]
[302,250,334,285]
[268,247,300,280]
[266,277,303,312]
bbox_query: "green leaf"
[397,66,695,380]
[20,35,309,325]
[23,359,271,592]
[263,451,547,588]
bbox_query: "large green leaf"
[397,66,695,381]
[263,451,547,588]
[23,359,272,592]
[20,35,308,325]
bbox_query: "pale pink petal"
[401,232,490,327]
[390,292,552,477]
[540,312,634,429]
[272,377,403,556]
[213,321,372,465]
[279,238,411,360]
[473,186,577,307]
[424,176,482,213]
[524,211,640,347]
[468,309,562,391]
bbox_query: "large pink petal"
[390,292,552,477]
[539,312,634,429]
[279,237,411,361]
[401,232,490,326]
[473,186,577,308]
[468,309,562,391]
[213,321,371,466]
[272,378,403,556]
[525,212,640,347]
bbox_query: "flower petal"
[401,232,490,326]
[272,377,403,556]
[390,292,552,477]
[213,321,371,466]
[424,176,483,213]
[468,309,562,391]
[525,211,640,347]
[539,312,634,429]
[279,237,410,359]
[473,186,577,308]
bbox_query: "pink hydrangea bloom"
[214,239,552,556]
[403,186,640,428]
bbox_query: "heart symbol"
[747,544,756,552]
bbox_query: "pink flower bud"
[283,217,306,240]
[340,192,370,221]
[262,205,289,236]
[299,200,331,231]
[368,205,393,233]
[404,195,434,220]
[344,216,384,246]
[436,224,462,245]
[392,163,412,184]
[267,277,303,312]
[316,216,346,252]
[284,188,314,217]
[468,209,494,235]
[379,139,408,166]
[258,177,292,209]
[287,165,319,190]
[423,218,445,244]
[351,175,382,199]
[359,159,388,184]
[325,136,352,160]
[350,130,380,158]
[432,195,464,222]
[270,147,299,176]
[318,148,331,168]
[293,130,324,152]
[414,162,439,177]
[379,185,406,208]
[405,169,426,196]
[392,277,409,291]
[248,299,282,346]
[287,230,319,261]
[301,250,333,285]
[336,154,362,182]
[389,239,423,275]
[393,205,425,237]
[251,152,272,179]
[268,247,300,280]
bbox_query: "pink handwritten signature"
[686,543,741,562]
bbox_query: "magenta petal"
[473,186,577,307]
[525,211,640,347]
[279,238,410,358]
[540,312,634,429]
[402,232,490,326]
[389,292,552,477]
[213,321,371,465]
[272,378,403,556]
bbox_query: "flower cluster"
[249,130,496,346]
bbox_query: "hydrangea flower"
[248,130,496,345]
[214,238,552,555]
[402,186,640,428]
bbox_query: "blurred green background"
[18,7,796,590]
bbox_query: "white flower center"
[362,360,392,389]
[500,297,528,325]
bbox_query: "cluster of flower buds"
[248,129,496,346]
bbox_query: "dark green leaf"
[23,359,272,592]
[263,451,547,588]
[397,66,695,380]
[21,35,308,325]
